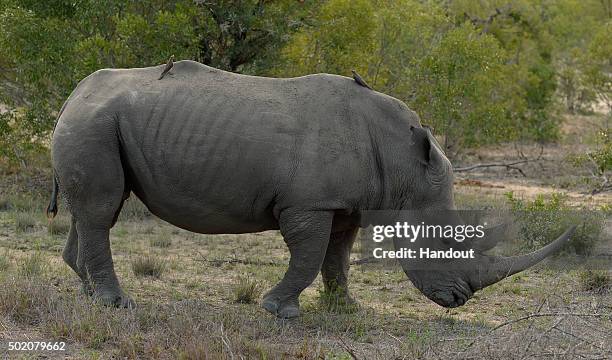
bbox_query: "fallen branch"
[454,159,530,176]
[454,146,544,177]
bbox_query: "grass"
[0,182,609,358]
[318,288,360,314]
[232,275,262,304]
[149,233,172,248]
[119,198,151,221]
[18,251,46,277]
[0,253,9,272]
[131,255,166,278]
[48,216,71,236]
[14,212,38,233]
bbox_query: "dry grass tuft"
[232,275,262,304]
[19,251,46,277]
[48,216,71,236]
[119,199,152,221]
[150,234,172,248]
[14,212,37,233]
[0,253,9,272]
[132,255,166,278]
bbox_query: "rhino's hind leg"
[62,216,79,275]
[320,226,359,312]
[55,141,134,308]
[262,208,333,318]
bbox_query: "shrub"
[506,192,603,255]
[232,276,262,304]
[579,270,610,293]
[0,197,11,211]
[132,256,166,278]
[14,212,37,233]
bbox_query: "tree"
[279,0,522,158]
[0,0,314,164]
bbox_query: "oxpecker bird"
[351,69,372,90]
[158,55,175,80]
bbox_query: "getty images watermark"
[358,210,611,271]
[371,221,486,260]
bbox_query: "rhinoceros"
[47,60,574,318]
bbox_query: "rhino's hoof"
[262,295,300,319]
[320,292,359,313]
[91,288,136,309]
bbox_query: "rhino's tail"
[46,173,59,220]
[46,99,70,221]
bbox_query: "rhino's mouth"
[425,278,474,308]
[409,273,474,308]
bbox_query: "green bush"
[0,197,11,211]
[579,270,610,293]
[506,192,604,255]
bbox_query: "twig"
[551,324,610,352]
[334,335,360,360]
[194,249,284,267]
[464,312,605,349]
[196,257,284,267]
[219,324,235,360]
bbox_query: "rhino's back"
[57,61,408,233]
[57,62,378,232]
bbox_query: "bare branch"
[454,146,544,177]
[464,312,606,350]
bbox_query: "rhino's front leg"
[262,209,333,318]
[320,227,359,311]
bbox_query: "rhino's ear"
[410,125,431,164]
[410,125,445,166]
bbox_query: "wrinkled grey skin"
[49,60,573,318]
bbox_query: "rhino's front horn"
[470,226,576,290]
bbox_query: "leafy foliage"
[505,192,604,255]
[0,0,610,163]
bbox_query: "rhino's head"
[397,125,575,308]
